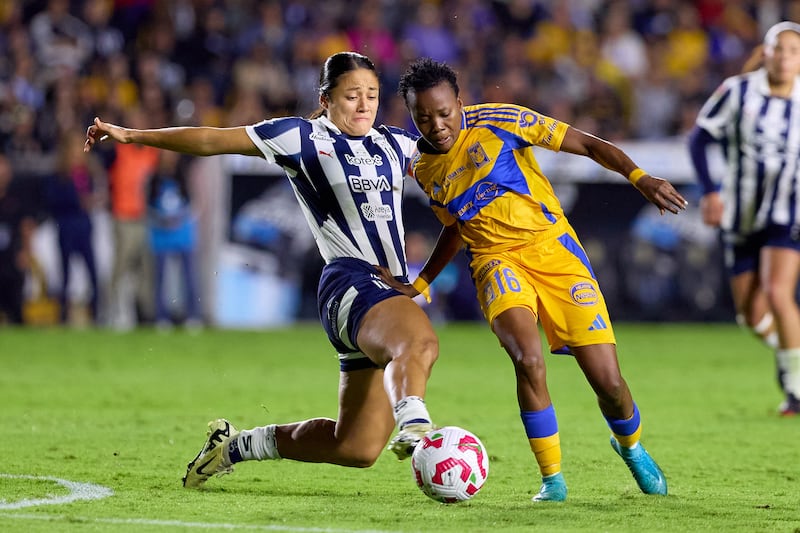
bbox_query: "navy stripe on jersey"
[377,126,410,262]
[704,87,731,120]
[466,107,520,126]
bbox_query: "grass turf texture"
[1,323,799,532]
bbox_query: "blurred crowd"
[0,0,797,327]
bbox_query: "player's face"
[407,82,463,153]
[765,31,800,83]
[322,68,379,137]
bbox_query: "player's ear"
[320,94,329,110]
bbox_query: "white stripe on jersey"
[244,115,417,276]
[696,69,800,236]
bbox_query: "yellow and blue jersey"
[412,103,615,352]
[411,103,570,254]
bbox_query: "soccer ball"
[410,426,489,503]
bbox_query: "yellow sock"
[529,433,561,477]
[613,425,641,448]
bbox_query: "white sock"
[765,332,779,349]
[744,313,779,349]
[228,424,281,462]
[776,348,800,398]
[393,396,431,430]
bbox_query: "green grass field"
[1,323,799,532]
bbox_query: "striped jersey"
[245,114,418,276]
[695,68,800,236]
[410,103,569,254]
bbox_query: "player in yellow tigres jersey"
[386,58,688,502]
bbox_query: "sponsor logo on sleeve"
[519,110,539,128]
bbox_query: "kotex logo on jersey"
[570,282,599,306]
[345,154,383,166]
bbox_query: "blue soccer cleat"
[610,437,667,495]
[532,472,568,502]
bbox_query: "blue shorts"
[725,224,800,275]
[317,257,408,371]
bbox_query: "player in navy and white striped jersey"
[85,52,440,486]
[689,22,800,416]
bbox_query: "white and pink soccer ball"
[411,426,489,503]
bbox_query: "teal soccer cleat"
[610,437,667,495]
[531,472,567,502]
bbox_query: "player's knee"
[762,283,795,315]
[597,376,628,405]
[340,443,382,468]
[508,348,545,378]
[398,335,439,368]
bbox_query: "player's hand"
[635,175,689,215]
[699,192,723,227]
[84,117,127,152]
[373,265,419,298]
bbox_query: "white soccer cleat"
[387,422,434,460]
[183,419,238,488]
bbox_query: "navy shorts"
[725,224,800,275]
[318,257,408,372]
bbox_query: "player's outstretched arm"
[559,126,688,215]
[84,116,260,157]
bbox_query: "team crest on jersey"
[360,203,393,221]
[570,282,598,306]
[468,142,491,169]
[519,110,539,128]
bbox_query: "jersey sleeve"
[386,125,419,178]
[695,76,738,140]
[490,104,569,152]
[245,117,304,165]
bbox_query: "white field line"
[0,473,400,532]
[0,512,400,532]
[0,473,113,509]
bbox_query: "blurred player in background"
[0,154,36,324]
[688,22,800,416]
[386,57,687,502]
[85,52,440,486]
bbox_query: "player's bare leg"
[573,343,667,495]
[492,307,566,502]
[357,296,439,458]
[273,367,396,465]
[761,246,800,414]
